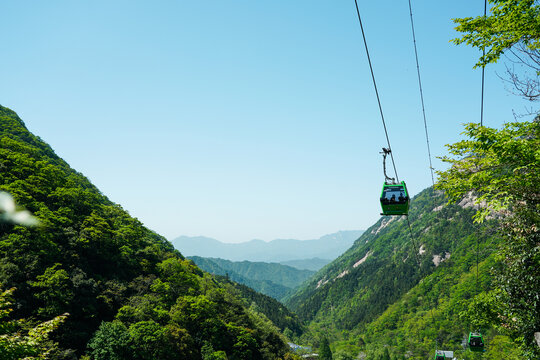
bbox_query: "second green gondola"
[468,332,485,352]
[433,350,445,360]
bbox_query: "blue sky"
[0,1,534,243]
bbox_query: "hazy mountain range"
[171,230,364,266]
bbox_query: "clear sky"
[0,1,534,243]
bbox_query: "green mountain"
[0,105,293,359]
[189,256,315,301]
[285,187,513,359]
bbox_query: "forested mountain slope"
[189,256,314,301]
[285,187,481,324]
[213,275,305,338]
[0,105,292,359]
[285,187,507,358]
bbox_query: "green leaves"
[453,0,540,67]
[318,337,333,360]
[437,121,539,223]
[458,290,502,330]
[30,264,74,317]
[0,287,67,360]
[87,321,131,360]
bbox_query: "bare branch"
[499,44,540,106]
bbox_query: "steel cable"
[353,0,399,182]
[407,0,435,186]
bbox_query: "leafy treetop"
[453,0,540,67]
[436,120,539,222]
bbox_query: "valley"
[1,2,539,358]
[1,104,538,359]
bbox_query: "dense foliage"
[0,287,67,359]
[452,3,540,356]
[318,337,332,360]
[437,120,540,358]
[0,105,292,359]
[213,275,304,338]
[357,228,517,360]
[453,0,540,66]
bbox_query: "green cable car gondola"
[468,332,485,352]
[433,350,445,360]
[380,181,409,215]
[379,147,409,216]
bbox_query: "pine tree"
[319,337,332,360]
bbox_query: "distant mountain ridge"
[172,230,364,265]
[188,256,315,301]
[279,258,331,271]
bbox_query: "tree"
[201,341,228,360]
[0,194,66,359]
[333,350,354,360]
[126,320,187,360]
[437,120,539,222]
[30,263,75,317]
[319,337,333,360]
[436,120,540,358]
[454,1,540,105]
[500,43,540,102]
[87,321,132,360]
[0,287,67,359]
[453,0,540,67]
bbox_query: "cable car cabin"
[433,352,445,360]
[380,181,409,216]
[468,332,485,352]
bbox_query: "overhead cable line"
[481,0,487,126]
[405,2,443,349]
[474,0,488,340]
[406,217,422,267]
[353,0,399,182]
[476,236,480,296]
[353,0,425,300]
[353,1,438,347]
[407,0,435,186]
